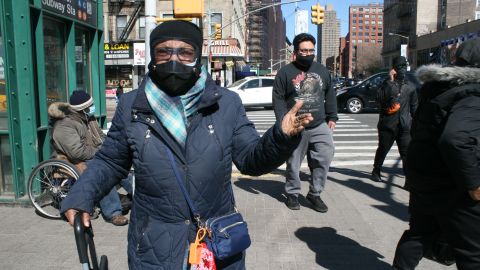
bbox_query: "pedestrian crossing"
[246,110,401,168]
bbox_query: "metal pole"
[144,0,156,71]
[207,0,212,74]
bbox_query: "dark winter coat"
[406,64,480,213]
[48,102,105,165]
[60,77,301,269]
[376,77,417,131]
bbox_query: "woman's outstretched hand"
[281,100,313,136]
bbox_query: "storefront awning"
[202,39,244,58]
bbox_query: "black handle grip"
[74,213,103,270]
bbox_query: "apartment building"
[316,4,341,76]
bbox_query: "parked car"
[336,72,420,114]
[227,76,274,109]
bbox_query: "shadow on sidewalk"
[235,177,285,202]
[328,174,409,222]
[295,227,391,270]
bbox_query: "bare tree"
[356,44,383,77]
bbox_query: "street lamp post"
[388,32,409,63]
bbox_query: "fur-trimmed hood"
[416,64,480,85]
[48,102,72,120]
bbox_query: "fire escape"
[109,0,144,42]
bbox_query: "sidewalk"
[0,165,453,270]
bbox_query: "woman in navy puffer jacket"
[61,20,312,270]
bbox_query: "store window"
[0,24,7,129]
[43,18,67,105]
[0,23,12,194]
[75,28,91,92]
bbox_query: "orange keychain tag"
[189,228,207,265]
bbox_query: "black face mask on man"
[295,54,315,70]
[394,64,407,81]
[149,60,199,96]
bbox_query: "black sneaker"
[285,194,300,210]
[306,194,328,213]
[371,168,382,182]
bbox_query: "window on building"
[365,8,370,12]
[138,16,145,39]
[365,14,369,18]
[211,13,222,37]
[359,26,363,29]
[358,40,363,43]
[372,15,376,18]
[365,20,369,24]
[43,18,67,105]
[359,8,363,11]
[75,28,91,93]
[359,14,363,17]
[477,0,480,7]
[378,21,383,25]
[352,32,357,36]
[371,40,376,43]
[476,11,480,19]
[116,15,127,39]
[365,38,369,42]
[352,40,357,44]
[353,20,357,23]
[353,14,357,17]
[379,15,383,19]
[359,20,363,23]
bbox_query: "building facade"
[0,0,105,203]
[347,3,384,78]
[382,0,479,68]
[317,4,340,77]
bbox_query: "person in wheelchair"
[48,89,130,226]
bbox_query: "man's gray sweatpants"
[285,122,335,197]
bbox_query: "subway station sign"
[42,0,97,27]
[104,42,133,60]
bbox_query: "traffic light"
[214,23,222,39]
[173,0,204,18]
[311,3,325,25]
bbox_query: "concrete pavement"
[0,164,453,269]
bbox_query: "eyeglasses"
[154,47,197,63]
[298,48,315,55]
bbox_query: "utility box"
[174,0,204,18]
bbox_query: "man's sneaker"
[371,168,382,182]
[285,194,300,210]
[306,194,328,213]
[109,215,129,226]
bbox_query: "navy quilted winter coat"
[61,77,301,269]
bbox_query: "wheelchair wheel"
[27,159,80,219]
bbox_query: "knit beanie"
[69,90,93,111]
[149,20,203,65]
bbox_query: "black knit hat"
[69,90,93,111]
[392,56,407,69]
[455,38,480,67]
[149,20,203,64]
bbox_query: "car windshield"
[227,78,248,88]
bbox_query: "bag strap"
[164,145,201,223]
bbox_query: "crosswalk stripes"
[245,111,401,167]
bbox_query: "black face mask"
[149,61,199,96]
[295,54,315,70]
[394,65,407,81]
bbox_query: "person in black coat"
[371,56,417,183]
[392,38,480,270]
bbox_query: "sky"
[281,0,384,42]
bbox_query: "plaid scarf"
[145,66,207,147]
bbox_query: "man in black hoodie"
[392,38,480,270]
[371,56,417,183]
[273,33,338,213]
